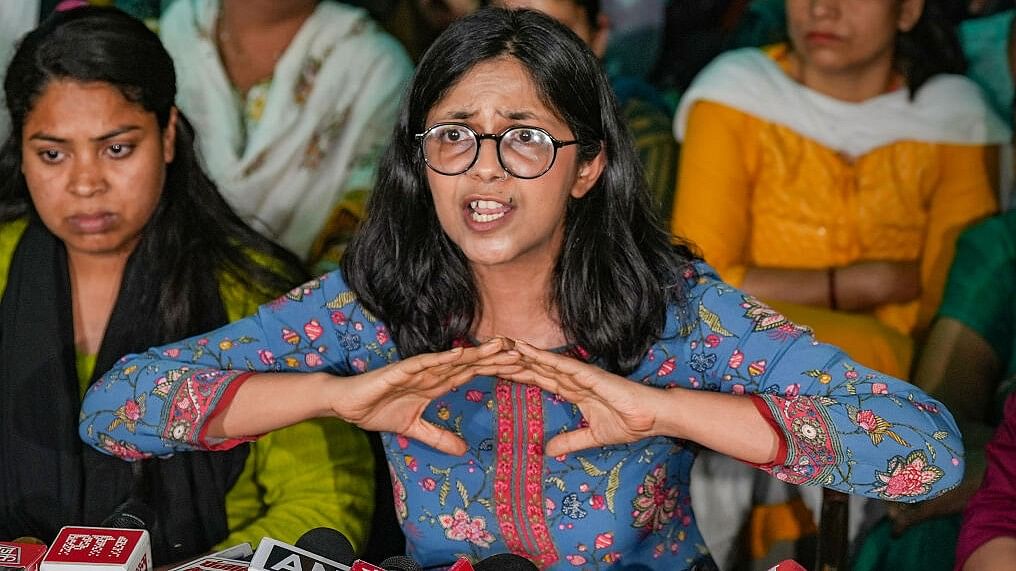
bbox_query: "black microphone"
[100,498,156,530]
[294,528,356,567]
[473,553,538,571]
[378,555,421,571]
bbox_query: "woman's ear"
[570,145,606,199]
[162,107,178,164]
[897,0,925,33]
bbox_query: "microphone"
[166,544,255,571]
[292,528,389,571]
[473,554,538,571]
[0,540,47,571]
[100,499,155,531]
[767,561,807,571]
[249,537,350,571]
[40,526,152,571]
[293,530,354,567]
[377,557,419,571]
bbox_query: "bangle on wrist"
[828,267,838,310]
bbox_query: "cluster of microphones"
[0,506,539,571]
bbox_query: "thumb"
[545,428,599,458]
[408,420,469,456]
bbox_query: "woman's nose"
[469,138,509,182]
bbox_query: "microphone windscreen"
[378,555,421,571]
[101,498,156,530]
[473,553,538,571]
[294,528,356,567]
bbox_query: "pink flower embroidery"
[872,450,945,499]
[871,382,889,395]
[304,352,323,367]
[110,394,147,433]
[258,349,276,366]
[728,349,744,369]
[631,464,679,532]
[437,508,496,548]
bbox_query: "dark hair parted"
[895,0,967,96]
[343,7,697,374]
[0,6,307,341]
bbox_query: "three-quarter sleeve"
[955,393,1016,569]
[667,265,964,502]
[79,271,398,459]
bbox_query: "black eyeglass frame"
[414,122,579,180]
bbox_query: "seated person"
[0,7,373,564]
[673,0,1007,380]
[158,0,413,273]
[956,391,1016,570]
[672,0,1006,564]
[79,8,965,570]
[855,208,1016,570]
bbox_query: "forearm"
[743,262,920,311]
[963,537,1016,571]
[741,267,832,308]
[205,372,340,439]
[653,388,780,465]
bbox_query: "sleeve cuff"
[748,394,789,467]
[198,371,261,450]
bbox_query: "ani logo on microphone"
[249,539,349,571]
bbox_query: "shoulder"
[911,74,1011,144]
[674,46,792,140]
[0,218,29,298]
[955,211,1016,260]
[313,2,412,72]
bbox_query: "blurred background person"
[671,0,1008,566]
[0,6,373,563]
[493,0,678,224]
[158,0,412,273]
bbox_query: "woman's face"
[786,0,923,75]
[21,80,175,259]
[423,57,604,272]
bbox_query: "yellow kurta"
[673,56,999,376]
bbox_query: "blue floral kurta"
[79,264,964,570]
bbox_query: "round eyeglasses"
[415,123,579,180]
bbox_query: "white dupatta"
[674,47,1010,158]
[160,0,412,258]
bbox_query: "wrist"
[650,386,688,439]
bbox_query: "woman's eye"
[107,143,134,158]
[39,149,64,163]
[441,128,468,143]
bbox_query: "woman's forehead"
[426,58,565,127]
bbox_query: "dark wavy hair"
[343,7,697,374]
[895,0,967,95]
[0,6,307,341]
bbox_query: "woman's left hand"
[502,340,663,456]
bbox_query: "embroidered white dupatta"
[160,0,412,258]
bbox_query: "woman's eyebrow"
[27,125,142,143]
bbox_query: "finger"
[401,347,469,375]
[515,341,587,376]
[407,420,469,456]
[544,428,601,457]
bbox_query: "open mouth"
[468,199,512,223]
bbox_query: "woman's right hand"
[332,337,521,455]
